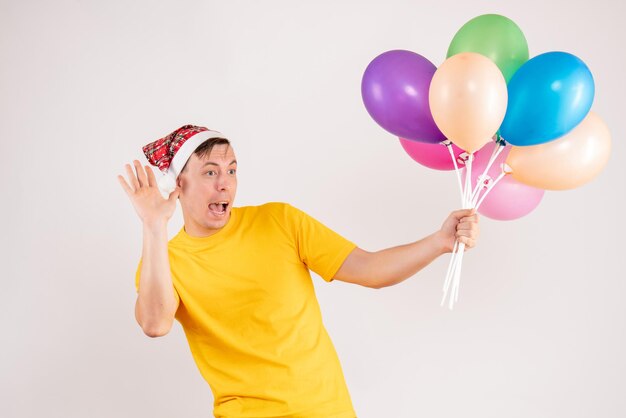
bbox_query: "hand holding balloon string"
[441,144,508,309]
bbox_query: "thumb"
[451,208,475,220]
[167,187,181,202]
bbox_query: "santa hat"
[142,125,227,196]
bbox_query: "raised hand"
[118,160,180,225]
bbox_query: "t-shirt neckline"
[173,207,239,249]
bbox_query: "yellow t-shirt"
[136,202,357,418]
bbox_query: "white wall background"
[1,0,625,417]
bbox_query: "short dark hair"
[181,137,231,172]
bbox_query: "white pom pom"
[157,172,177,198]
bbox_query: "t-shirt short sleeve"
[134,258,181,305]
[287,204,357,282]
[134,259,142,293]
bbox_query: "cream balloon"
[506,111,611,190]
[429,52,508,153]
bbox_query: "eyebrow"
[203,160,237,167]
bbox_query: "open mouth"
[208,201,229,217]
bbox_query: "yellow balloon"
[506,112,611,190]
[429,52,508,153]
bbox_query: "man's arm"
[119,160,180,338]
[135,220,180,337]
[333,209,479,288]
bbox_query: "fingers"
[145,165,157,187]
[125,163,140,191]
[457,235,476,249]
[117,175,133,196]
[167,186,181,202]
[456,226,479,237]
[456,213,480,230]
[133,160,148,188]
[122,161,154,192]
[455,211,479,248]
[450,208,476,220]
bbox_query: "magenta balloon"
[469,142,544,221]
[400,138,468,171]
[362,50,446,144]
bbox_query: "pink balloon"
[399,138,470,171]
[468,141,544,221]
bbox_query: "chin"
[204,212,230,229]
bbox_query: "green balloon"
[447,14,529,83]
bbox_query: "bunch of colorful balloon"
[361,14,611,309]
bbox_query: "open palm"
[118,160,179,225]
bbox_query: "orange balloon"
[506,112,611,190]
[429,52,508,153]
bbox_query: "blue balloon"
[500,51,594,146]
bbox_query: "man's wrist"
[430,230,451,255]
[142,218,169,231]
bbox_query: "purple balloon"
[362,50,445,144]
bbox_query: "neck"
[182,213,231,238]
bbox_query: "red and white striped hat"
[142,125,227,195]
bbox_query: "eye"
[228,169,237,175]
[205,170,217,176]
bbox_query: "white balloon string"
[475,170,507,210]
[442,144,466,306]
[470,143,504,203]
[471,178,489,207]
[441,260,455,305]
[442,242,465,310]
[451,242,466,307]
[442,147,479,309]
[443,240,459,292]
[442,245,460,306]
[463,154,473,208]
[446,143,465,207]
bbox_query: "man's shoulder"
[239,201,300,215]
[235,202,307,228]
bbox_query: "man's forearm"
[364,232,447,288]
[135,220,178,337]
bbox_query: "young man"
[118,125,479,418]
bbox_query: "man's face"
[177,144,238,237]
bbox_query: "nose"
[216,174,231,191]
